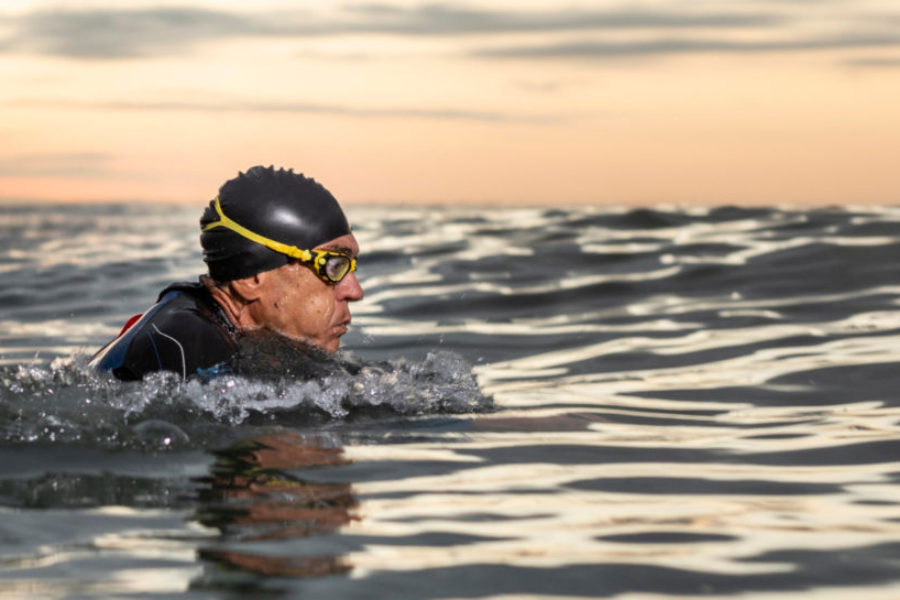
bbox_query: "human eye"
[323,254,351,281]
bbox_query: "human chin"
[319,334,341,354]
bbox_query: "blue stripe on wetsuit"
[91,291,181,373]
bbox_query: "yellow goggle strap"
[203,196,313,263]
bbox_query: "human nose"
[336,272,363,301]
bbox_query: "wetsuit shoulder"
[91,282,238,381]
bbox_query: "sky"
[0,0,899,207]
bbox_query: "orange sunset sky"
[1,0,899,207]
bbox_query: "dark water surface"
[1,203,900,599]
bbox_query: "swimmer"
[90,166,364,381]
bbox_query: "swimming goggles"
[203,196,357,284]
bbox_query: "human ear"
[228,272,265,302]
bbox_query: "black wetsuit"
[90,282,239,381]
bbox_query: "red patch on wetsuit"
[117,314,143,337]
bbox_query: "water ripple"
[1,203,899,598]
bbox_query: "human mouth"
[334,319,351,337]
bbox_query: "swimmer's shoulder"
[91,281,238,380]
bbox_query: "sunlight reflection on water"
[0,203,899,598]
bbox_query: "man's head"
[200,166,363,352]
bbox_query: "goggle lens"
[316,251,356,283]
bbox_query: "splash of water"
[0,350,492,450]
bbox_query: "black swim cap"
[200,166,351,281]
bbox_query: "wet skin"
[216,233,363,353]
[252,233,363,352]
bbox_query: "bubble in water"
[132,419,191,450]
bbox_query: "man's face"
[250,233,363,353]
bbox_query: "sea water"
[1,202,899,599]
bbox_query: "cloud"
[342,3,782,35]
[11,7,259,58]
[6,98,552,124]
[476,33,900,60]
[1,4,786,59]
[510,79,587,94]
[0,152,113,177]
[843,57,900,68]
[4,3,896,68]
[511,80,566,94]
